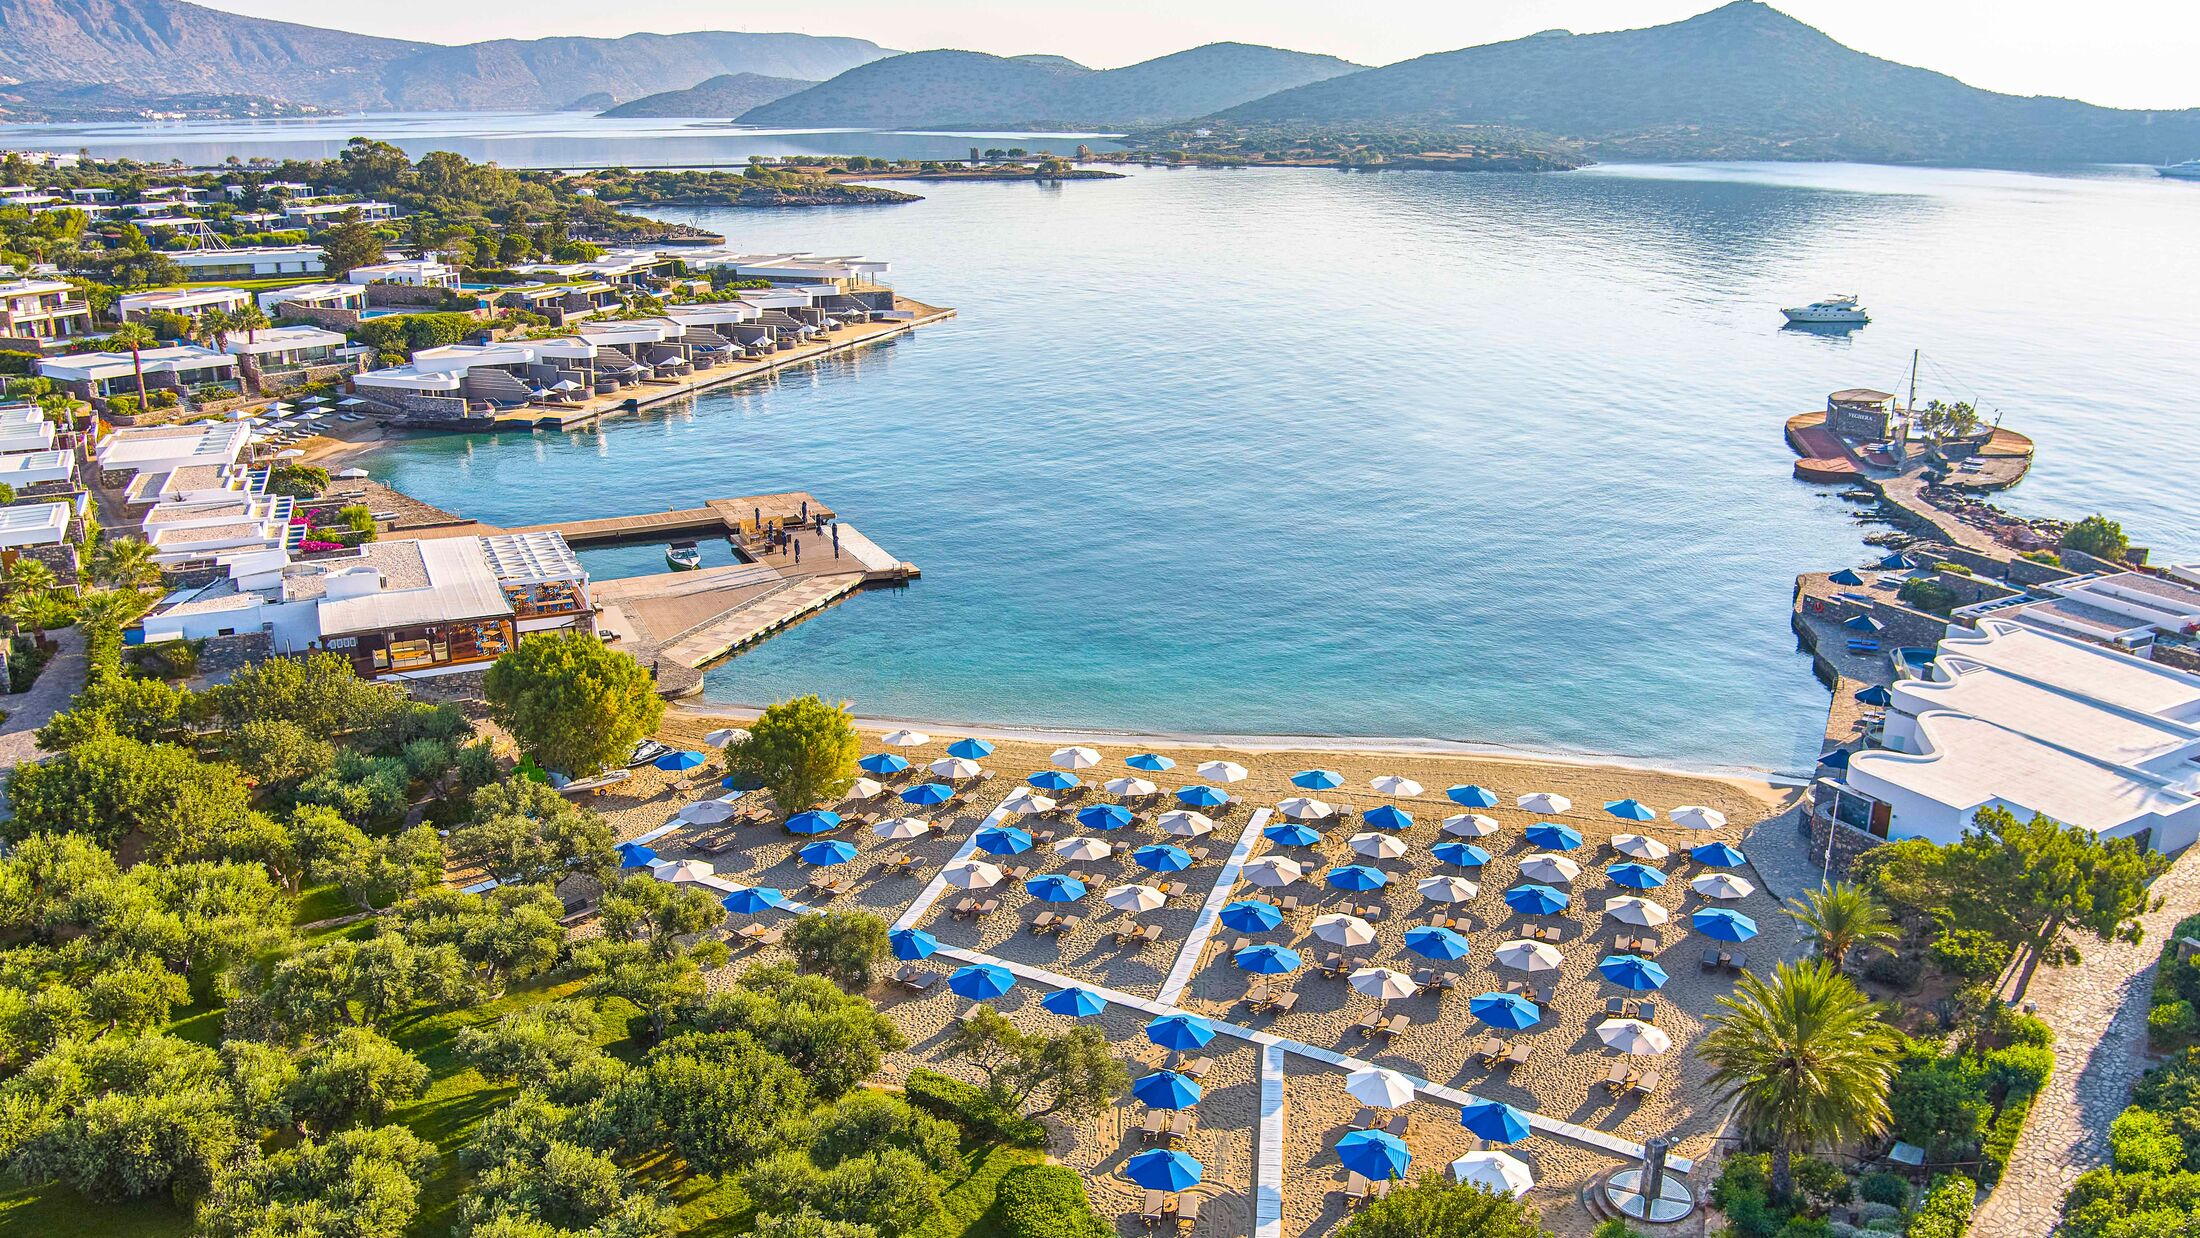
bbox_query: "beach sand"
[586,719,1809,1236]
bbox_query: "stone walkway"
[0,626,85,809]
[1972,846,2200,1235]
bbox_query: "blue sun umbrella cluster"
[947,737,995,760]
[858,753,909,776]
[1469,991,1541,1030]
[785,809,842,835]
[1219,899,1284,933]
[948,963,1014,1000]
[1448,785,1501,808]
[1291,769,1344,789]
[1126,753,1175,772]
[1362,805,1413,831]
[1433,842,1491,868]
[1525,822,1583,851]
[900,782,955,805]
[1694,908,1760,941]
[1459,1100,1531,1144]
[1078,804,1134,830]
[1598,954,1670,990]
[1042,986,1107,1017]
[1404,925,1472,960]
[1133,1070,1203,1110]
[1145,1014,1215,1052]
[798,840,858,866]
[1125,1149,1202,1191]
[654,750,706,772]
[1336,1129,1411,1180]
[1604,798,1657,821]
[1264,822,1323,847]
[1234,944,1302,974]
[1606,862,1668,889]
[974,826,1033,855]
[1691,842,1748,867]
[889,929,937,960]
[615,842,657,869]
[1176,785,1229,808]
[720,887,786,914]
[1027,769,1078,791]
[1135,844,1193,872]
[1026,874,1087,902]
[1327,864,1389,892]
[1504,883,1570,915]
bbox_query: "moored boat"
[1781,294,1869,325]
[666,541,702,571]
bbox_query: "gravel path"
[0,625,84,810]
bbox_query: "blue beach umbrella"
[947,963,1015,1000]
[785,810,842,835]
[1176,784,1229,808]
[1362,805,1414,831]
[1881,552,1917,570]
[1855,684,1893,706]
[1448,784,1501,808]
[1336,1129,1411,1181]
[1326,864,1389,892]
[1027,769,1078,792]
[654,750,707,772]
[1127,753,1176,772]
[1219,899,1284,933]
[615,842,657,869]
[1829,567,1868,587]
[1404,924,1473,961]
[720,886,786,914]
[1604,798,1657,822]
[1026,874,1087,902]
[1264,822,1323,847]
[1234,943,1302,974]
[1291,769,1344,790]
[1132,1070,1204,1110]
[1599,954,1670,990]
[1845,614,1885,633]
[1042,986,1107,1017]
[1077,804,1133,831]
[1818,748,1853,771]
[859,752,910,776]
[722,770,763,791]
[1525,822,1583,851]
[799,840,858,866]
[1145,1014,1216,1052]
[1432,842,1492,868]
[1458,1100,1532,1145]
[1469,991,1542,1030]
[1505,883,1570,915]
[974,826,1034,855]
[1133,843,1192,873]
[1694,908,1760,941]
[947,737,996,760]
[888,929,938,960]
[1691,842,1748,868]
[1125,1149,1202,1192]
[900,782,955,805]
[1606,862,1669,890]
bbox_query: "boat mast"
[1906,348,1919,415]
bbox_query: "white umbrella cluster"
[1418,875,1478,903]
[881,729,930,747]
[1055,836,1114,862]
[1312,913,1376,947]
[1518,854,1581,884]
[1157,810,1214,837]
[1442,814,1501,838]
[1494,939,1563,972]
[1612,833,1670,862]
[1277,797,1333,821]
[873,817,931,840]
[997,788,1055,815]
[1349,831,1408,860]
[1369,775,1422,797]
[1242,856,1304,888]
[1692,873,1756,901]
[1602,895,1669,927]
[944,859,1004,888]
[1518,792,1572,814]
[1106,776,1159,798]
[1105,883,1166,914]
[1670,805,1728,831]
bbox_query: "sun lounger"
[1629,1069,1663,1098]
[1163,882,1189,900]
[1140,1188,1169,1225]
[1369,1177,1393,1200]
[1174,1193,1201,1231]
[975,898,1000,918]
[1265,990,1299,1015]
[1604,1061,1636,1093]
[1606,997,1630,1018]
[1188,847,1210,864]
[1007,865,1031,882]
[1343,1173,1371,1205]
[1057,914,1081,934]
[1179,1056,1214,1080]
[1351,1105,1382,1129]
[1351,1013,1381,1038]
[1031,912,1057,933]
[1115,924,1142,944]
[1376,1013,1411,1038]
[1700,948,1723,971]
[1502,1041,1531,1069]
[755,926,783,947]
[1166,1112,1195,1141]
[1384,1112,1410,1137]
[1141,1111,1166,1142]
[1634,999,1656,1023]
[1280,895,1302,915]
[1474,1035,1505,1066]
[1321,952,1350,977]
[1724,951,1748,972]
[1244,980,1272,1007]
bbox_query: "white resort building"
[347,258,456,287]
[1825,618,2200,853]
[38,345,240,401]
[167,245,328,280]
[116,287,254,325]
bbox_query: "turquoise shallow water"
[357,159,2200,772]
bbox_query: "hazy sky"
[200,0,2200,110]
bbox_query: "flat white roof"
[0,502,71,545]
[1941,619,2200,722]
[42,344,237,384]
[0,278,72,297]
[318,538,511,635]
[119,287,251,312]
[0,449,73,476]
[223,325,347,356]
[1850,710,2198,837]
[479,530,583,583]
[1896,664,2200,772]
[96,423,249,470]
[169,245,325,266]
[262,282,364,304]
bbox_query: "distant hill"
[600,73,816,118]
[0,79,320,122]
[1215,1,2200,165]
[741,42,1362,129]
[0,0,891,112]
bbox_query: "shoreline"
[668,699,1814,788]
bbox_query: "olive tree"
[483,633,663,777]
[724,694,859,814]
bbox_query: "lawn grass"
[175,275,320,293]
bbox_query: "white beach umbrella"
[1671,806,1729,831]
[1369,775,1423,797]
[1597,1018,1673,1056]
[997,789,1055,815]
[336,467,368,480]
[1105,776,1159,798]
[1345,1066,1416,1109]
[1105,883,1166,914]
[1449,1151,1534,1198]
[1518,792,1572,815]
[1612,834,1671,862]
[655,859,716,884]
[1442,814,1501,838]
[1349,831,1408,861]
[1312,913,1377,948]
[881,729,930,747]
[943,859,1004,889]
[930,756,983,779]
[273,447,307,459]
[1052,746,1102,770]
[1518,854,1582,884]
[1157,810,1215,838]
[702,727,744,747]
[848,778,884,800]
[1241,856,1304,888]
[873,816,931,840]
[1277,796,1334,821]
[1418,875,1478,903]
[1350,966,1418,1001]
[679,799,736,825]
[1197,760,1248,784]
[1691,873,1756,901]
[1603,895,1670,927]
[1054,836,1113,862]
[1494,940,1564,972]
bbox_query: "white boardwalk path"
[893,804,1011,931]
[1158,808,1273,1006]
[1254,1041,1287,1238]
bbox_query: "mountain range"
[737,43,1362,130]
[597,74,817,119]
[0,0,889,112]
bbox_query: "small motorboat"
[665,541,703,571]
[1782,294,1869,326]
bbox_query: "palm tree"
[106,321,156,409]
[1785,882,1899,974]
[228,304,269,345]
[89,536,162,591]
[197,307,232,348]
[1698,960,1901,1197]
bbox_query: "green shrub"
[1906,1175,1976,1238]
[900,1069,1046,1148]
[1898,577,1959,615]
[1929,929,2011,983]
[1860,1221,1904,1235]
[993,1164,1107,1238]
[1986,1044,2054,1097]
[1858,1172,1910,1209]
[1979,1093,2033,1184]
[1863,952,1925,989]
[2109,1108,2186,1175]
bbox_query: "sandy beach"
[568,716,1810,1236]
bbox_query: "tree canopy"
[725,694,860,815]
[483,634,664,778]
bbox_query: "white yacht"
[2158,160,2200,181]
[1781,294,1870,325]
